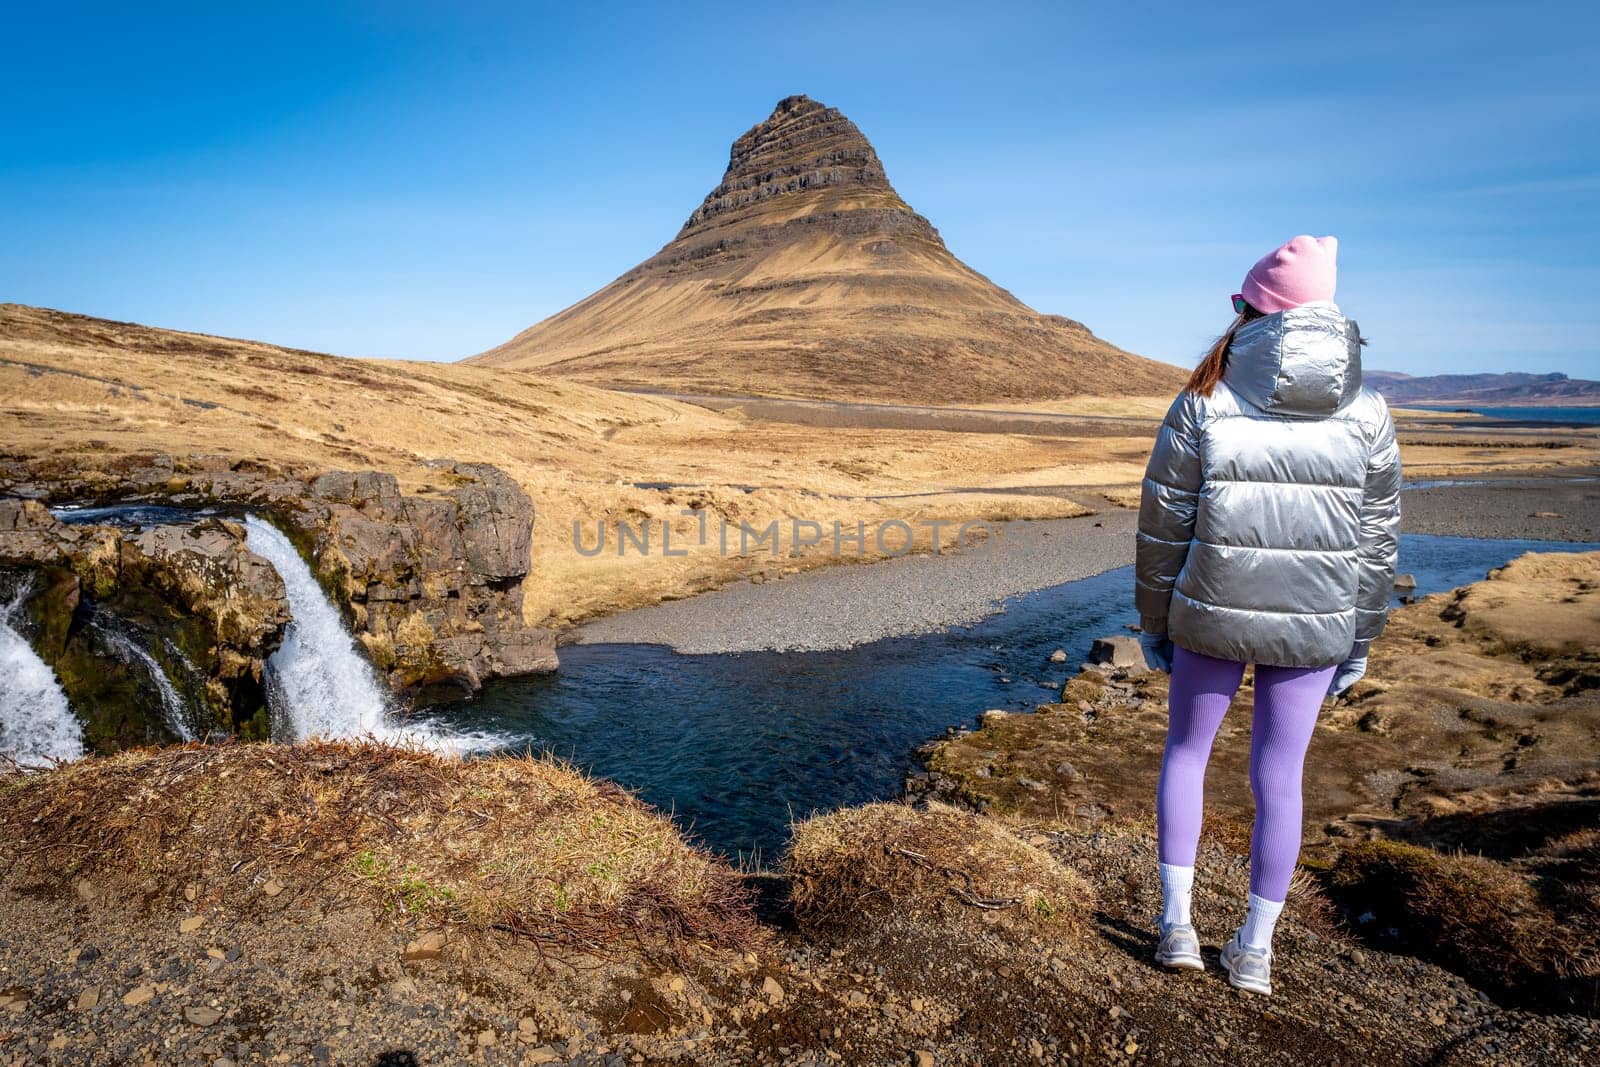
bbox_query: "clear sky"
[3,1,1596,377]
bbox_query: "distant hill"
[470,95,1185,404]
[1368,370,1600,407]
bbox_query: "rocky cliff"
[471,95,1185,404]
[0,453,555,750]
[1,498,289,750]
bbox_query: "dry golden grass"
[785,801,1091,934]
[7,304,1596,631]
[1326,837,1599,1000]
[1447,550,1600,655]
[0,741,759,953]
[0,304,1119,627]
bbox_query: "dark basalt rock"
[297,460,554,700]
[0,454,557,749]
[678,95,908,234]
[0,499,288,750]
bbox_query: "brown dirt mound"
[0,741,759,954]
[1326,835,1600,1009]
[1445,549,1600,657]
[786,801,1091,933]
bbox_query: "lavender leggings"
[1156,645,1335,902]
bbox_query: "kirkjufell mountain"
[471,95,1185,403]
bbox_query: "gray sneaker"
[1220,934,1272,995]
[1154,921,1204,971]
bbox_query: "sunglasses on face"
[1231,294,1248,315]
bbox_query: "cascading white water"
[0,587,86,768]
[245,516,394,739]
[244,515,500,754]
[96,625,195,742]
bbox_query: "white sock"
[1159,863,1194,926]
[1240,893,1285,952]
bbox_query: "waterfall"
[0,586,86,768]
[244,516,500,754]
[95,624,196,742]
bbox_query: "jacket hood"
[1223,301,1363,417]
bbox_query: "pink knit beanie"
[1240,235,1338,314]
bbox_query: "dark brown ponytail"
[1185,305,1264,396]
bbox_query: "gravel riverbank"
[571,476,1600,654]
[573,511,1139,653]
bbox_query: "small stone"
[979,709,1008,727]
[178,916,205,934]
[184,1005,224,1026]
[477,1030,497,1047]
[262,880,284,897]
[184,884,198,902]
[518,1017,537,1035]
[909,997,925,1013]
[1088,635,1144,670]
[48,1035,70,1051]
[403,930,448,962]
[762,976,785,1004]
[75,987,101,1010]
[1349,949,1367,965]
[207,947,226,960]
[668,976,686,993]
[1049,649,1068,663]
[912,1051,935,1067]
[1393,573,1417,590]
[122,985,155,1007]
[524,1048,563,1065]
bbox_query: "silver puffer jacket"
[1135,301,1401,668]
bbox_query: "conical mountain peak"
[678,95,896,236]
[471,96,1183,404]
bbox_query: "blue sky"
[3,1,1596,377]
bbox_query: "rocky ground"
[912,551,1600,849]
[914,551,1600,1021]
[2,808,1594,1066]
[3,554,1598,1065]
